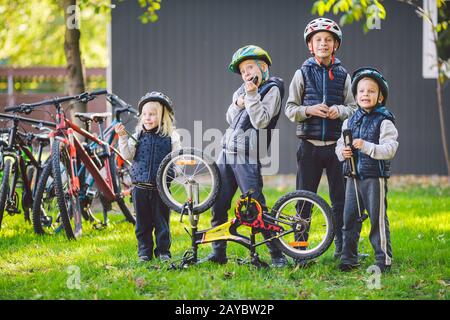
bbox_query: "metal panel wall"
[111,0,450,175]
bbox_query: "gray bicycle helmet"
[138,91,174,116]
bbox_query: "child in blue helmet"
[202,45,287,267]
[285,18,357,265]
[336,67,398,272]
[115,92,180,263]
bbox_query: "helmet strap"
[255,60,268,83]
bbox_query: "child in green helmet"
[202,44,287,267]
[336,67,398,273]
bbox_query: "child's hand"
[244,79,258,94]
[236,95,245,108]
[306,104,329,118]
[114,123,127,137]
[342,146,353,159]
[327,106,340,119]
[353,139,365,149]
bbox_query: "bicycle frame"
[50,115,127,202]
[176,191,303,268]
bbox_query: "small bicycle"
[155,148,335,268]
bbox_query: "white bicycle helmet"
[304,18,343,49]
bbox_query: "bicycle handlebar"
[106,93,138,120]
[0,113,56,128]
[4,89,108,114]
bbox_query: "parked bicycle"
[0,113,55,230]
[6,90,135,239]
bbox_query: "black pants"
[210,152,283,258]
[132,186,171,259]
[296,139,345,254]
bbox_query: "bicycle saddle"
[34,133,50,144]
[74,112,111,123]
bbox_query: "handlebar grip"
[91,89,108,96]
[4,105,24,113]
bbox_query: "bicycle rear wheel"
[269,190,335,260]
[52,139,83,239]
[156,148,220,214]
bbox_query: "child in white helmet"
[285,18,357,265]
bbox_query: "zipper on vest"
[146,135,155,182]
[322,68,327,141]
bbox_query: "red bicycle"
[5,90,134,239]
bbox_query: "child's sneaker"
[138,256,151,263]
[338,262,360,272]
[271,255,287,268]
[158,254,171,262]
[200,252,228,265]
[375,263,391,273]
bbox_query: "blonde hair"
[135,101,175,137]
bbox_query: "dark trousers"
[210,152,283,258]
[132,186,171,258]
[296,139,345,254]
[341,177,392,266]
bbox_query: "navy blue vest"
[227,77,285,153]
[344,106,395,179]
[130,128,172,184]
[296,57,347,141]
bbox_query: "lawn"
[0,184,449,300]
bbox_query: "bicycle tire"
[269,190,335,260]
[32,161,62,235]
[109,153,135,224]
[156,148,220,214]
[0,158,12,229]
[51,140,83,239]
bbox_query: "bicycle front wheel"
[0,157,14,229]
[51,139,83,239]
[109,153,135,224]
[156,148,220,214]
[269,190,335,260]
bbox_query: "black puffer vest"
[130,128,172,184]
[296,57,347,141]
[226,77,285,153]
[344,106,396,179]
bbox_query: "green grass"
[0,185,449,300]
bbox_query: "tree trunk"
[435,73,450,181]
[63,0,86,124]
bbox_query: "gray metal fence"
[111,0,450,175]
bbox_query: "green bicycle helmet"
[137,91,174,116]
[351,67,389,104]
[228,45,272,74]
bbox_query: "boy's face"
[141,103,160,130]
[356,78,383,111]
[239,59,266,86]
[308,31,338,58]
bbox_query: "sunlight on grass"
[0,186,449,300]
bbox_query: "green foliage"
[0,0,109,67]
[0,186,449,299]
[0,0,163,67]
[137,0,162,23]
[312,0,386,33]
